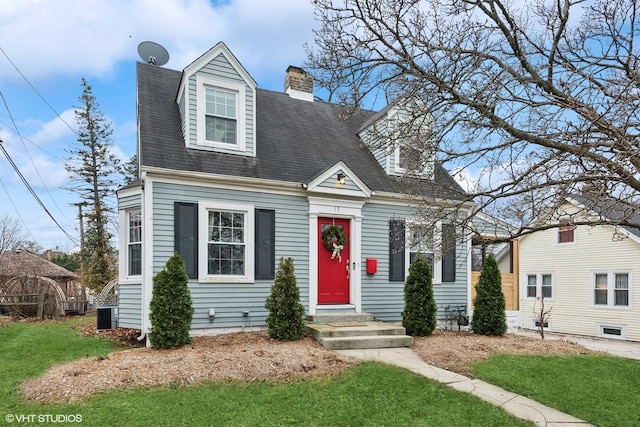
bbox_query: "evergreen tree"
[50,253,80,272]
[149,253,194,348]
[122,154,139,185]
[471,253,507,336]
[402,254,438,336]
[265,257,306,341]
[65,79,121,292]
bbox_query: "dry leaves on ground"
[412,330,592,377]
[21,325,593,403]
[21,330,358,403]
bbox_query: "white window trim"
[556,216,576,245]
[596,322,626,340]
[523,272,555,300]
[591,270,633,309]
[119,207,143,283]
[198,201,254,283]
[126,209,142,278]
[196,75,246,152]
[405,220,442,285]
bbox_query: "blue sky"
[0,0,318,252]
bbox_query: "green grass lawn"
[473,354,640,427]
[0,318,531,427]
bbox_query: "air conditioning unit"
[96,306,117,331]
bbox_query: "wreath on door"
[322,225,347,261]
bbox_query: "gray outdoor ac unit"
[96,306,117,331]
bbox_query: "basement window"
[598,323,625,340]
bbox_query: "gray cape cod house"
[117,42,473,336]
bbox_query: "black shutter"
[442,223,456,282]
[389,220,405,282]
[174,202,198,279]
[255,209,275,280]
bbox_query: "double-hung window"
[205,87,237,144]
[407,223,442,283]
[127,209,142,276]
[525,273,553,299]
[593,271,631,307]
[199,202,254,282]
[196,76,246,152]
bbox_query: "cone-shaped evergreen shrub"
[149,253,194,348]
[402,254,438,336]
[471,253,507,336]
[265,257,306,340]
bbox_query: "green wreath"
[322,225,347,252]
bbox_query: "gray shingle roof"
[137,62,465,199]
[571,193,640,239]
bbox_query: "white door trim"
[308,197,363,314]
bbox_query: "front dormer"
[358,99,434,179]
[176,42,257,156]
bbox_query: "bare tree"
[307,0,640,238]
[0,215,29,253]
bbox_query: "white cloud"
[0,0,316,85]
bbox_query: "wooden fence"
[471,272,519,311]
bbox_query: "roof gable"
[306,162,372,198]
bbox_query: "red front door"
[318,217,350,304]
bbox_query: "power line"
[0,138,78,245]
[0,91,72,223]
[0,45,78,136]
[0,176,38,243]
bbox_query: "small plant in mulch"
[471,253,507,336]
[149,253,194,349]
[265,257,306,341]
[402,254,438,336]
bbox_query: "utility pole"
[73,202,87,301]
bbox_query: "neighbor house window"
[525,273,553,299]
[196,75,246,152]
[558,217,575,243]
[198,201,254,282]
[593,271,631,307]
[127,210,142,276]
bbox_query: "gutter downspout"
[137,170,147,342]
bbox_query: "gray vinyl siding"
[361,203,408,320]
[186,53,255,155]
[316,170,360,193]
[118,193,141,210]
[117,283,142,328]
[117,193,143,329]
[152,181,308,329]
[178,90,186,143]
[360,203,468,321]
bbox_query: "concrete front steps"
[306,313,413,350]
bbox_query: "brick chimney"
[284,66,314,101]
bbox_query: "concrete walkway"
[337,347,594,427]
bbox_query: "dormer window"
[394,143,434,178]
[196,75,247,152]
[205,87,237,144]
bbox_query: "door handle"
[346,259,350,280]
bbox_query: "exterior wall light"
[337,173,346,185]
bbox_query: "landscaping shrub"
[265,257,306,340]
[471,253,507,336]
[149,253,194,348]
[402,254,438,336]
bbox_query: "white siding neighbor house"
[518,192,640,341]
[117,42,474,339]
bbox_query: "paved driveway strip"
[337,347,593,427]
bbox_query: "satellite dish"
[137,41,169,66]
